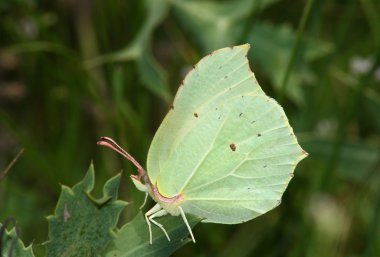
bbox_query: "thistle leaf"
[46,164,127,257]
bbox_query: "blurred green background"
[0,0,379,256]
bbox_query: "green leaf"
[0,222,34,257]
[136,53,171,103]
[89,0,169,64]
[86,0,171,103]
[46,164,128,257]
[103,212,200,257]
[302,136,379,180]
[172,0,278,53]
[247,22,333,105]
[128,0,171,103]
[123,0,169,57]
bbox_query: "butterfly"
[98,44,307,244]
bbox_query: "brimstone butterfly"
[98,44,307,244]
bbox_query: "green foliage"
[172,0,256,52]
[104,213,199,257]
[303,136,378,181]
[87,0,171,103]
[1,0,380,256]
[247,22,333,105]
[7,164,198,257]
[0,222,34,257]
[46,165,127,257]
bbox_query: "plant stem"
[278,0,315,103]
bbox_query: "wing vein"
[197,72,254,113]
[187,198,280,202]
[231,172,292,179]
[246,152,301,161]
[185,158,247,194]
[234,106,279,146]
[185,148,299,193]
[162,71,253,169]
[157,47,246,173]
[178,113,231,193]
[261,125,288,134]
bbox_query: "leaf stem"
[0,148,24,182]
[278,0,315,103]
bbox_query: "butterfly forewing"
[146,45,264,187]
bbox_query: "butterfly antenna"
[97,137,146,180]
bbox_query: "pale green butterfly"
[98,44,307,244]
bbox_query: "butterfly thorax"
[131,174,184,216]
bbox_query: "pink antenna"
[97,137,146,181]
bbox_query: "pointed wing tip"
[237,43,251,50]
[209,44,251,57]
[300,149,309,160]
[236,44,250,58]
[294,147,309,165]
[229,43,250,53]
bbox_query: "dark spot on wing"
[239,113,243,117]
[263,165,267,168]
[224,75,228,79]
[251,120,255,124]
[257,133,261,137]
[194,113,199,118]
[230,143,236,151]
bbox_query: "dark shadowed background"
[0,0,379,256]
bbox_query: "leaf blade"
[103,212,199,257]
[46,164,127,257]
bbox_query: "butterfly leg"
[145,204,170,244]
[148,209,170,243]
[145,204,161,244]
[139,192,149,209]
[179,207,196,243]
